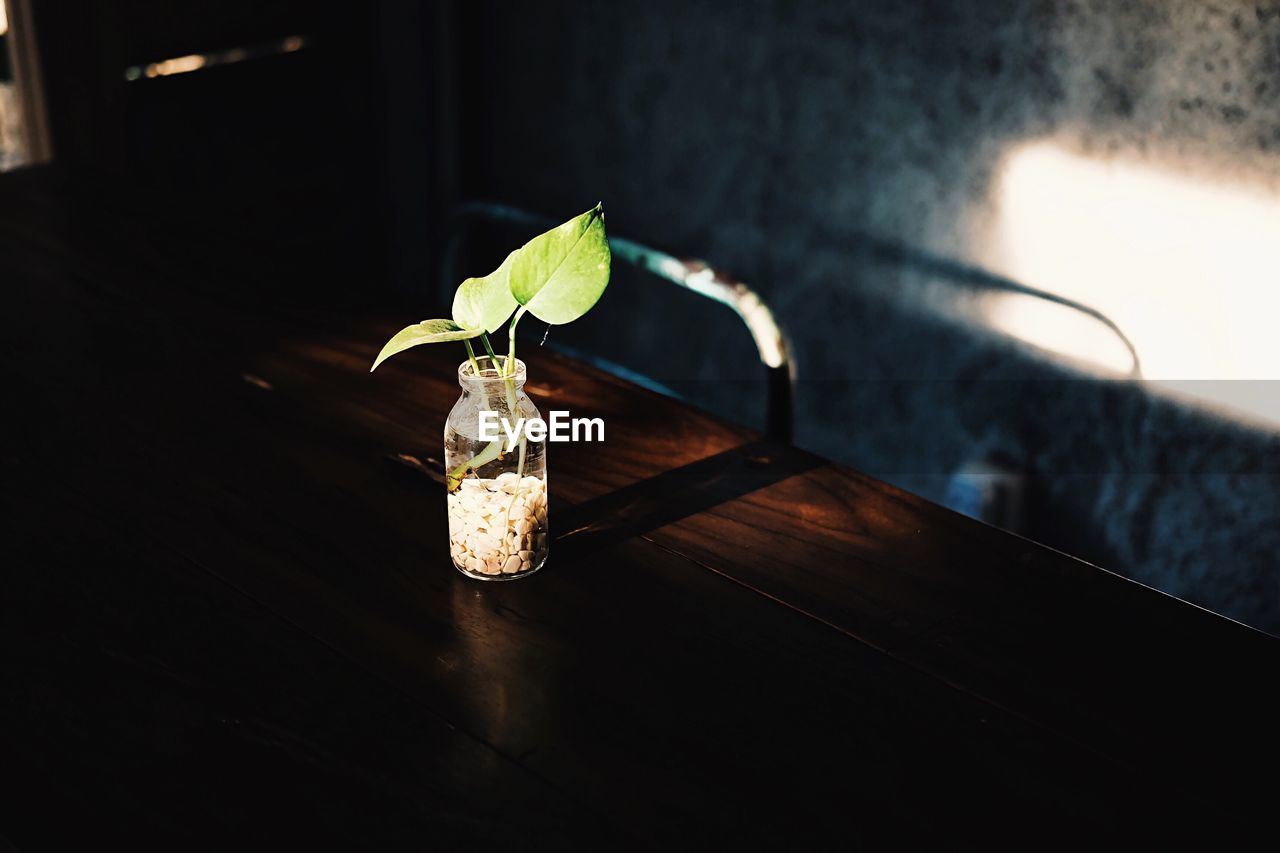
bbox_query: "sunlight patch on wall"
[985,140,1280,425]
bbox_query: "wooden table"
[2,167,1277,850]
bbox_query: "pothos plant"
[370,203,611,492]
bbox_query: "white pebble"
[450,475,550,576]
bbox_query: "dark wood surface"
[2,166,1278,850]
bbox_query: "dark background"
[14,0,1280,632]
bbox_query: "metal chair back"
[440,202,794,442]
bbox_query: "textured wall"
[451,0,1280,632]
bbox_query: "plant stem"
[463,339,482,376]
[480,333,500,365]
[446,439,502,492]
[488,327,526,481]
[503,307,529,479]
[506,306,527,376]
[448,338,501,492]
[447,309,531,493]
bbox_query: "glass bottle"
[444,356,548,580]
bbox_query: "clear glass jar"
[444,356,548,580]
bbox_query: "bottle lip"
[458,355,526,385]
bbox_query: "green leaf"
[451,253,518,333]
[508,203,611,324]
[370,319,480,372]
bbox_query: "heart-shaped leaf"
[451,253,518,333]
[509,203,611,325]
[370,319,480,372]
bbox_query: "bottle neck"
[458,356,526,397]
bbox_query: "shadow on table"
[549,440,824,563]
[383,439,823,563]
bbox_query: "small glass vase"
[444,356,548,580]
